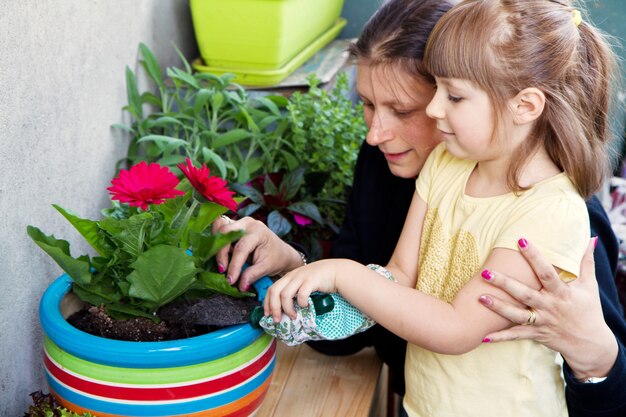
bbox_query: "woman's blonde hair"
[424,0,618,198]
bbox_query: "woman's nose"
[365,114,393,146]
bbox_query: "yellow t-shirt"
[404,143,589,417]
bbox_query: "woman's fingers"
[483,325,537,343]
[481,268,547,310]
[479,293,537,326]
[516,238,563,294]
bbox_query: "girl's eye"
[362,101,374,109]
[448,95,462,103]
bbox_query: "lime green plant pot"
[190,0,346,70]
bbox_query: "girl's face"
[357,62,439,178]
[425,77,498,161]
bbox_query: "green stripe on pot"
[44,334,273,385]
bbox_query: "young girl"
[264,0,617,415]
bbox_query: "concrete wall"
[0,1,197,414]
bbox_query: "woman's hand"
[263,260,342,322]
[479,238,619,380]
[212,216,305,291]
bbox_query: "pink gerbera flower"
[107,161,184,210]
[177,158,238,212]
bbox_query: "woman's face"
[357,62,439,178]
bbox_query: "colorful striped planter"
[39,274,276,417]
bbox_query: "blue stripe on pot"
[40,274,273,368]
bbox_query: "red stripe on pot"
[43,341,276,401]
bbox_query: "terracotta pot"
[39,274,276,417]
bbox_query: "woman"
[214,0,626,414]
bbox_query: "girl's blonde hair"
[424,0,618,198]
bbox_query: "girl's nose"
[425,94,443,120]
[365,114,393,146]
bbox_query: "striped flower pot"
[40,274,276,417]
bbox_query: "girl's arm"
[265,192,545,355]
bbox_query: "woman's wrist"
[565,327,619,381]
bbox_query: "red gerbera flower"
[177,158,238,212]
[107,161,184,210]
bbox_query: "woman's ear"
[510,88,545,124]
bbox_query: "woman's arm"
[479,237,626,417]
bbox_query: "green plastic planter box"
[190,0,346,70]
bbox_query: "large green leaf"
[53,205,112,257]
[127,245,200,310]
[189,229,244,262]
[26,226,92,286]
[280,167,305,201]
[197,271,255,298]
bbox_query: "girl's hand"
[212,216,305,292]
[263,260,342,323]
[479,238,618,380]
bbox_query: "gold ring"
[524,308,537,326]
[220,215,234,224]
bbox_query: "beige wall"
[0,1,197,414]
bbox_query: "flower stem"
[176,198,199,248]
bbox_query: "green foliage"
[287,73,367,228]
[115,43,297,183]
[23,391,94,417]
[28,181,251,321]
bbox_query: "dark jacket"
[309,141,626,416]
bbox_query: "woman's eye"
[393,109,413,117]
[448,95,462,103]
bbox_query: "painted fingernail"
[241,284,249,292]
[227,274,234,284]
[518,238,528,249]
[218,264,225,274]
[482,337,492,343]
[481,269,494,281]
[593,236,598,248]
[479,295,493,306]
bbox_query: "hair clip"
[572,9,582,28]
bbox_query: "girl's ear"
[510,88,545,124]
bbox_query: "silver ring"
[523,308,537,326]
[220,215,234,224]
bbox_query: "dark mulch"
[67,295,261,342]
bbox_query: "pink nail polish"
[481,269,493,281]
[482,337,491,343]
[593,236,598,249]
[227,275,233,284]
[479,295,493,306]
[518,238,528,249]
[218,264,225,274]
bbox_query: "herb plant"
[115,43,298,184]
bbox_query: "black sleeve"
[564,196,626,417]
[307,142,415,395]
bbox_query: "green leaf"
[193,89,213,114]
[189,229,244,262]
[279,150,300,171]
[167,67,200,90]
[125,66,143,119]
[288,202,324,225]
[53,205,112,257]
[201,148,227,179]
[137,134,188,150]
[139,43,165,89]
[254,96,281,116]
[26,226,92,286]
[237,202,261,217]
[111,123,135,134]
[197,271,255,298]
[230,183,264,204]
[212,129,251,149]
[267,210,292,237]
[127,245,200,311]
[279,167,305,201]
